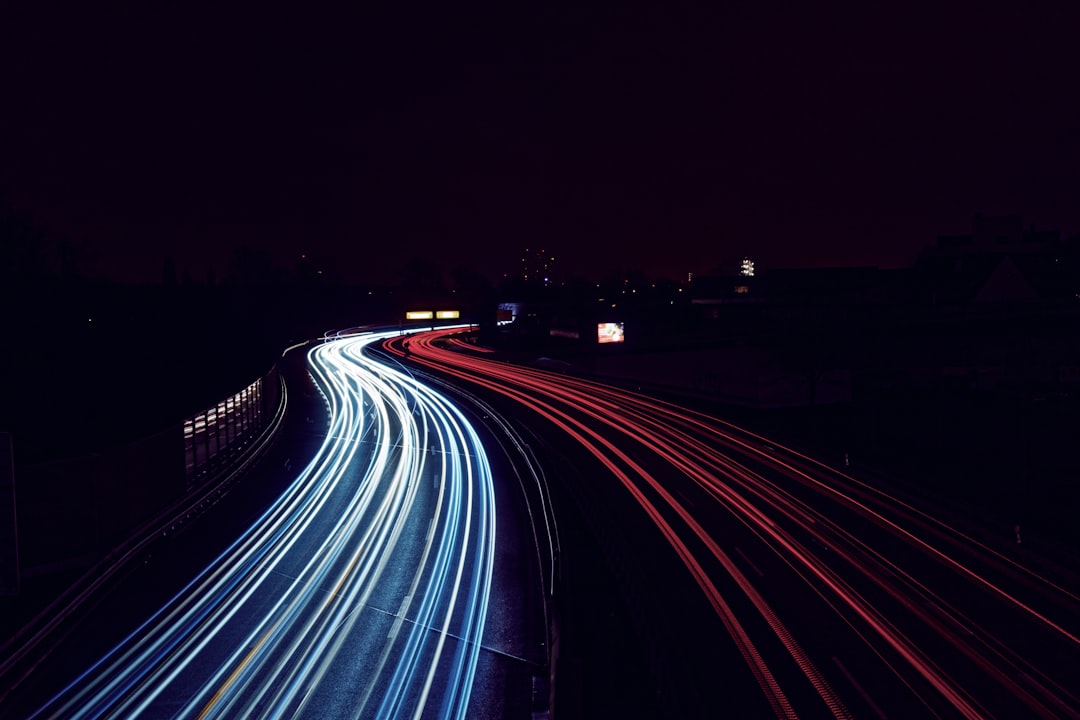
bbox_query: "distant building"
[915,213,1080,305]
[688,273,758,306]
[688,256,760,305]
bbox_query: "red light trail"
[385,328,1080,719]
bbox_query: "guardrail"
[0,362,289,703]
[10,363,283,592]
[183,367,280,489]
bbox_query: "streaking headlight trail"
[31,331,496,719]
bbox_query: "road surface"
[2,330,547,719]
[393,327,1080,719]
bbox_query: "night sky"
[2,1,1079,286]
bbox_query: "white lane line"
[387,594,413,641]
[367,605,531,665]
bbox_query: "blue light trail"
[32,331,496,719]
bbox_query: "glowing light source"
[391,327,1080,718]
[31,332,497,719]
[597,322,624,344]
[406,310,460,321]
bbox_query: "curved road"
[392,327,1080,719]
[7,330,544,719]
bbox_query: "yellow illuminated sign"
[406,310,459,321]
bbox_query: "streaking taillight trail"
[393,327,1080,720]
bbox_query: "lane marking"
[367,604,535,666]
[387,594,413,640]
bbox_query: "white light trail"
[32,331,496,719]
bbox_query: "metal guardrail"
[183,368,279,489]
[0,365,288,705]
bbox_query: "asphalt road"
[0,330,547,719]
[394,328,1080,720]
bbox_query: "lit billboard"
[597,322,624,344]
[405,310,460,321]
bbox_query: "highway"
[391,328,1080,719]
[5,330,546,719]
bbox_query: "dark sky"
[2,1,1079,285]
